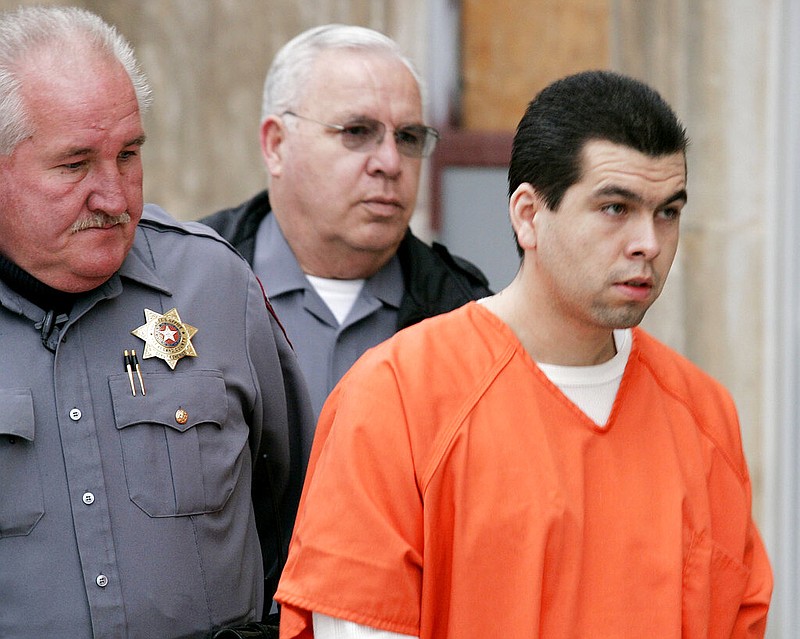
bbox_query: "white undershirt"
[313,614,416,639]
[312,328,633,639]
[305,275,365,325]
[537,328,630,426]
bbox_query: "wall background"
[1,0,794,635]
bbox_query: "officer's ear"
[509,183,546,251]
[260,115,286,178]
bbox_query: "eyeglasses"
[282,111,440,158]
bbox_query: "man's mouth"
[364,197,401,207]
[361,198,404,217]
[615,277,655,301]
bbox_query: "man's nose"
[626,215,662,259]
[366,130,403,179]
[87,164,128,213]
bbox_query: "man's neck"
[481,279,617,367]
[280,228,395,280]
[270,203,401,279]
[299,252,391,280]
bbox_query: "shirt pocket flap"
[110,370,227,433]
[0,388,35,441]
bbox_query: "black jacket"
[200,190,493,330]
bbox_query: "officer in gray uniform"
[0,7,311,638]
[201,25,492,436]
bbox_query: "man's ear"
[260,116,285,178]
[509,183,545,250]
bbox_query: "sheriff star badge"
[131,308,198,370]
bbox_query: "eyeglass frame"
[281,110,440,158]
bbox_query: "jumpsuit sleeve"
[730,517,773,637]
[277,353,425,638]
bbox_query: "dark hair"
[508,70,688,211]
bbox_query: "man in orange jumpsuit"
[275,70,773,639]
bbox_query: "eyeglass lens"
[339,119,437,158]
[283,111,439,158]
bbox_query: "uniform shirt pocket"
[0,388,45,538]
[109,370,245,517]
[682,529,751,638]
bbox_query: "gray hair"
[261,23,423,123]
[0,6,152,155]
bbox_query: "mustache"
[70,212,131,233]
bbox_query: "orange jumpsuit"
[277,303,772,638]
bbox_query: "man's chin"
[614,311,649,329]
[356,226,407,253]
[596,305,651,330]
[53,252,129,292]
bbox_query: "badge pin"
[131,308,198,370]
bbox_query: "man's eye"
[61,161,86,171]
[659,207,682,220]
[603,203,625,216]
[342,124,376,139]
[395,127,423,146]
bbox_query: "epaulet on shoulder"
[139,203,242,254]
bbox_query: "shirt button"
[96,574,108,588]
[69,408,82,421]
[82,492,95,505]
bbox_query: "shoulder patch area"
[139,203,244,257]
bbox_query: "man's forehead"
[562,139,687,210]
[305,48,420,101]
[579,140,686,180]
[19,38,110,80]
[20,46,138,110]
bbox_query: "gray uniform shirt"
[252,214,403,450]
[0,205,311,638]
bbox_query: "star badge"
[131,308,198,370]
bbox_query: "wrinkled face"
[529,139,686,330]
[0,48,145,293]
[267,49,423,274]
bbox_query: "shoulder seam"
[418,339,518,492]
[635,350,747,485]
